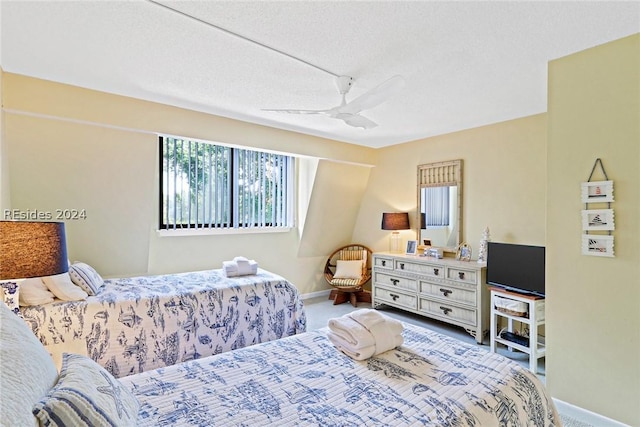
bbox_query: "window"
[159,136,294,231]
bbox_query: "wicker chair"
[324,244,373,307]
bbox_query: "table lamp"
[381,212,410,253]
[0,221,68,313]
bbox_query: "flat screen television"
[486,242,545,297]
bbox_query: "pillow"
[68,262,104,296]
[334,260,364,279]
[0,281,20,315]
[33,353,139,427]
[42,273,88,301]
[0,300,58,427]
[19,278,55,306]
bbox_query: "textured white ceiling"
[1,1,638,148]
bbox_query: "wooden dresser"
[372,252,488,344]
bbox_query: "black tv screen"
[486,242,545,297]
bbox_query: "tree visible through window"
[159,136,294,230]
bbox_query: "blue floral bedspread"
[120,323,559,426]
[20,268,306,378]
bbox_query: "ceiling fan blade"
[334,113,378,129]
[261,108,328,115]
[338,75,405,115]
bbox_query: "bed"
[1,300,560,427]
[19,267,306,378]
[123,323,559,426]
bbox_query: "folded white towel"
[222,261,238,277]
[327,315,376,349]
[349,309,387,329]
[222,259,259,277]
[327,331,375,361]
[327,309,404,360]
[349,309,403,354]
[234,256,253,276]
[328,331,403,361]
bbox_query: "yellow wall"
[352,114,548,252]
[546,34,640,425]
[0,67,9,211]
[1,73,376,294]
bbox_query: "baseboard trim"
[301,289,331,300]
[553,399,630,427]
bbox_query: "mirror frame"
[416,159,463,253]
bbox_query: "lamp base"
[389,232,402,253]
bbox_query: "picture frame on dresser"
[456,243,472,261]
[406,240,418,255]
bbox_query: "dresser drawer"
[374,272,417,292]
[394,260,445,279]
[446,267,478,285]
[419,281,476,306]
[375,287,417,310]
[418,298,476,326]
[374,256,394,270]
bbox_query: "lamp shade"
[0,221,68,279]
[381,212,410,231]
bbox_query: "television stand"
[489,287,545,374]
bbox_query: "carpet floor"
[303,295,593,427]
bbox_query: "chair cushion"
[334,260,364,279]
[330,278,363,288]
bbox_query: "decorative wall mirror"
[417,159,463,253]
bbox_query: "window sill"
[156,227,293,237]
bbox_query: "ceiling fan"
[263,75,405,129]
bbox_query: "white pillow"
[33,353,139,427]
[0,301,58,427]
[334,260,364,279]
[42,273,88,301]
[19,278,55,306]
[68,262,104,296]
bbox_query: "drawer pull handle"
[390,293,400,301]
[390,278,399,286]
[399,263,405,270]
[458,272,465,280]
[433,268,439,276]
[439,288,452,297]
[439,306,452,315]
[381,260,386,267]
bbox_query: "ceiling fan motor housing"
[336,76,354,94]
